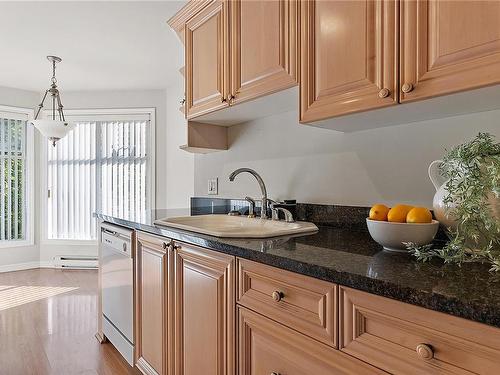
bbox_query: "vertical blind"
[47,122,97,240]
[47,116,150,240]
[0,113,27,241]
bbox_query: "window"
[0,106,33,245]
[45,109,155,241]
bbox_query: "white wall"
[0,87,40,270]
[165,76,194,208]
[194,109,500,208]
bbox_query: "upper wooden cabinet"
[300,0,398,123]
[135,232,174,375]
[400,0,500,102]
[185,0,230,119]
[171,0,500,132]
[177,0,299,121]
[230,0,299,104]
[174,242,235,375]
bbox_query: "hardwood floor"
[0,268,140,375]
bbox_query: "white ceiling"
[0,1,186,92]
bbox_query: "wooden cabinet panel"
[340,286,500,375]
[230,0,298,104]
[136,232,174,375]
[300,0,398,123]
[185,0,229,119]
[174,242,235,375]
[237,258,337,348]
[400,0,500,102]
[238,306,386,375]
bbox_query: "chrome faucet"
[245,196,256,218]
[270,204,295,223]
[229,168,269,219]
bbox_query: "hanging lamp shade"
[30,119,75,143]
[31,56,74,146]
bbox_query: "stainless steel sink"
[154,214,318,238]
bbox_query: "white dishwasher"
[100,223,134,365]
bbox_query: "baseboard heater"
[53,255,98,269]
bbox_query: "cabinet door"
[238,307,386,375]
[230,0,299,104]
[185,0,230,119]
[174,242,235,375]
[136,232,174,375]
[401,0,500,102]
[300,0,398,123]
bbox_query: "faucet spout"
[228,168,268,219]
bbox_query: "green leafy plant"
[406,133,500,271]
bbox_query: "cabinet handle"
[162,242,169,250]
[378,88,390,98]
[272,291,284,302]
[221,96,227,103]
[180,97,186,105]
[416,343,434,360]
[401,82,414,93]
[227,94,235,102]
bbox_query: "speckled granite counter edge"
[96,213,500,329]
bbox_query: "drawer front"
[340,287,500,375]
[237,258,337,347]
[238,306,386,375]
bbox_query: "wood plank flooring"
[0,268,140,375]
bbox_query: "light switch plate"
[207,178,218,195]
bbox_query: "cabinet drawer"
[238,306,386,375]
[237,258,337,347]
[340,287,500,375]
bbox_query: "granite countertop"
[95,209,500,329]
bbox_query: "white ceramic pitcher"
[428,160,456,230]
[428,159,500,231]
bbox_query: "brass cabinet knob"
[401,82,414,93]
[272,291,284,302]
[378,88,390,98]
[416,343,434,360]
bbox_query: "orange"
[387,204,413,223]
[406,207,433,223]
[369,204,390,221]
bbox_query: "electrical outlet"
[207,178,218,195]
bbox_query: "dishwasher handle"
[102,228,117,236]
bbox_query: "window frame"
[0,105,35,248]
[40,107,156,244]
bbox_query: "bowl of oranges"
[366,204,439,252]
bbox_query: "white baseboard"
[0,261,41,273]
[39,261,54,269]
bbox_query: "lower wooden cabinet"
[133,233,500,375]
[238,306,385,375]
[174,242,235,375]
[340,287,500,375]
[237,258,337,348]
[135,232,175,375]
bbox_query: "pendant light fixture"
[31,56,74,146]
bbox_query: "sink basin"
[154,214,319,238]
